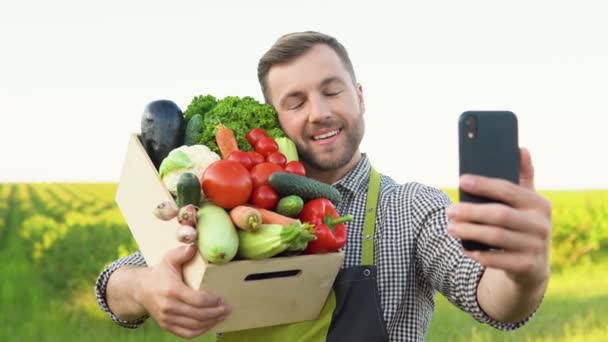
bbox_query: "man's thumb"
[164,244,197,269]
[519,147,535,191]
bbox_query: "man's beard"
[297,116,364,172]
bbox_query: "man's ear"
[356,83,366,115]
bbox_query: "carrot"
[255,207,298,226]
[215,124,239,159]
[230,206,262,232]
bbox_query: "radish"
[153,201,179,221]
[178,204,198,226]
[176,225,197,244]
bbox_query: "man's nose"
[308,95,331,123]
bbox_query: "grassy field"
[0,183,606,341]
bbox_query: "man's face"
[267,44,365,173]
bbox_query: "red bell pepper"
[299,198,352,254]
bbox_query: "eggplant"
[141,100,185,169]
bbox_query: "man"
[96,31,552,341]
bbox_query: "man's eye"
[288,102,303,110]
[325,90,342,97]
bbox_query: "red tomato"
[201,160,252,209]
[255,136,279,156]
[246,128,269,148]
[250,162,283,189]
[250,185,279,210]
[247,151,265,166]
[266,151,287,167]
[284,160,306,176]
[226,150,253,170]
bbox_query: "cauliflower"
[158,145,220,195]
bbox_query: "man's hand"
[109,244,231,339]
[447,148,552,321]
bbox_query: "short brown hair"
[257,31,357,104]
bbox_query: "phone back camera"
[465,115,477,139]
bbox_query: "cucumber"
[268,172,341,205]
[184,113,203,146]
[176,172,201,208]
[197,202,239,264]
[275,195,304,218]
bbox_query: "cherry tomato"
[226,150,253,170]
[247,151,265,166]
[266,151,287,167]
[250,185,279,210]
[250,162,283,189]
[246,128,269,148]
[284,160,306,176]
[201,160,252,209]
[255,136,279,156]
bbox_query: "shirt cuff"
[461,260,541,330]
[94,251,149,328]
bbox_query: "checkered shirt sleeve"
[94,251,149,328]
[413,184,537,330]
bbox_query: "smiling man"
[95,31,552,341]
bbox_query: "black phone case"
[458,111,520,251]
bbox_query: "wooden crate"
[115,134,344,332]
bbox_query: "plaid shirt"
[95,153,533,341]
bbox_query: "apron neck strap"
[361,167,381,265]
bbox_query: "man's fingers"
[447,202,549,237]
[166,315,229,340]
[519,147,535,191]
[459,174,538,209]
[174,287,223,309]
[164,244,197,269]
[463,250,537,275]
[163,307,230,331]
[448,221,542,252]
[162,298,231,322]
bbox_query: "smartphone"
[458,111,520,251]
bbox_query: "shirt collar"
[333,153,372,195]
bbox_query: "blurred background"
[1,1,607,341]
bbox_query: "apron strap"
[361,167,381,266]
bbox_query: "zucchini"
[268,172,341,205]
[141,100,185,169]
[176,173,201,208]
[197,202,239,264]
[184,113,203,146]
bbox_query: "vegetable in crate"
[201,160,252,209]
[274,137,299,162]
[237,222,312,260]
[153,201,179,220]
[229,206,262,232]
[268,172,341,205]
[176,225,197,244]
[299,198,352,254]
[197,202,239,264]
[176,172,201,208]
[141,100,185,169]
[159,145,220,196]
[183,95,285,153]
[276,195,304,218]
[184,114,204,146]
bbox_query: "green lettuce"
[182,95,285,154]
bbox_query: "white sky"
[1,0,607,190]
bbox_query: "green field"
[0,183,606,341]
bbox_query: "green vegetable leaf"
[183,95,285,154]
[159,150,194,178]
